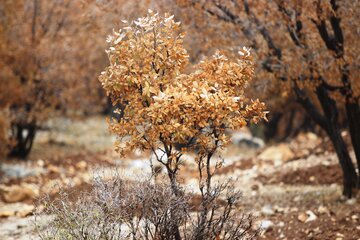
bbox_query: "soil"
[0,116,359,240]
[257,164,343,185]
[217,158,255,174]
[263,204,360,240]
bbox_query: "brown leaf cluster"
[99,10,267,157]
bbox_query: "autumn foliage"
[175,0,360,197]
[100,11,267,158]
[0,0,132,158]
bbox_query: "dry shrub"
[36,174,257,240]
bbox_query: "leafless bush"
[189,181,256,240]
[36,174,257,240]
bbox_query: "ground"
[0,116,359,240]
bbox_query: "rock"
[42,179,62,195]
[290,207,299,212]
[318,205,329,215]
[37,159,45,167]
[306,132,318,141]
[293,196,302,202]
[128,159,152,170]
[230,130,264,149]
[346,198,356,205]
[260,220,274,231]
[251,191,258,197]
[1,163,45,179]
[306,210,317,222]
[72,177,82,186]
[298,212,308,223]
[0,203,34,217]
[75,161,87,170]
[275,206,285,213]
[309,176,316,182]
[0,183,40,203]
[80,172,92,183]
[322,160,331,166]
[261,205,275,216]
[258,143,295,163]
[47,164,60,174]
[336,232,345,238]
[61,178,71,186]
[298,211,317,223]
[68,166,76,175]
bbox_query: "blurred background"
[0,0,359,239]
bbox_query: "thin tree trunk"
[281,109,295,141]
[295,84,358,197]
[169,171,182,240]
[165,163,182,240]
[316,87,357,197]
[264,112,282,141]
[326,122,357,197]
[345,99,360,187]
[9,123,36,159]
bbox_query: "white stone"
[261,205,275,216]
[258,144,295,163]
[260,220,274,230]
[0,203,34,217]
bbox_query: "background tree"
[0,0,95,157]
[175,0,360,198]
[0,0,151,158]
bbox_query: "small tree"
[99,10,267,239]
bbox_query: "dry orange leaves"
[99,10,267,157]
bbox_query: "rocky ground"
[0,116,359,240]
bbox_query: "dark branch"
[292,80,327,129]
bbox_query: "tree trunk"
[264,112,282,141]
[9,123,36,159]
[345,99,360,187]
[316,87,358,197]
[295,83,358,197]
[326,123,357,197]
[166,167,182,240]
[281,109,295,141]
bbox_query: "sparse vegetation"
[1,1,359,239]
[38,11,264,240]
[37,174,256,240]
